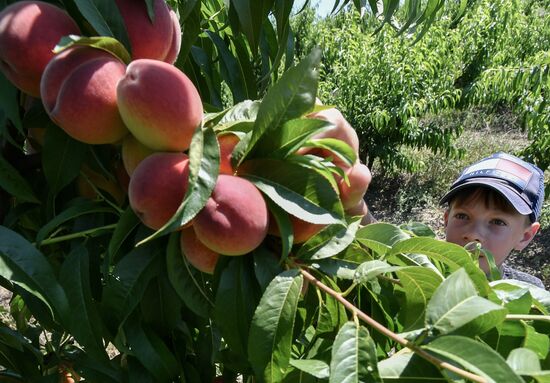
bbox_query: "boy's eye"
[490,219,507,226]
[454,213,468,220]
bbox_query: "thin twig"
[300,268,487,383]
[506,314,550,323]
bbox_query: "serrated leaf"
[289,359,330,379]
[42,123,87,196]
[0,72,22,132]
[137,126,219,245]
[355,223,410,256]
[390,237,490,295]
[238,48,321,164]
[297,218,359,260]
[102,243,161,327]
[254,118,332,159]
[378,351,445,381]
[241,158,343,223]
[166,232,212,319]
[72,0,130,51]
[124,318,179,382]
[54,35,131,64]
[248,269,303,383]
[35,200,117,246]
[106,206,140,266]
[354,260,403,284]
[59,244,107,360]
[329,321,380,383]
[423,335,524,383]
[215,256,261,358]
[396,266,443,331]
[0,154,39,203]
[426,269,507,335]
[523,323,550,360]
[0,226,69,324]
[491,280,550,314]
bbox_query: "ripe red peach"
[218,133,240,174]
[193,175,268,255]
[180,227,220,274]
[114,0,181,63]
[338,162,372,210]
[121,134,156,176]
[41,47,128,144]
[116,59,203,152]
[268,213,325,244]
[300,107,360,169]
[0,1,81,97]
[128,152,190,230]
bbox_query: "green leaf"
[378,351,445,381]
[241,158,343,224]
[297,218,360,260]
[106,206,140,266]
[215,256,261,358]
[0,72,22,132]
[399,222,436,238]
[329,321,380,383]
[137,126,219,245]
[507,348,543,375]
[72,0,130,51]
[396,266,443,331]
[59,244,107,360]
[205,31,247,101]
[426,269,507,336]
[289,359,330,379]
[102,243,161,327]
[355,223,410,256]
[35,200,117,246]
[302,137,357,167]
[124,318,179,382]
[42,123,87,196]
[354,260,403,284]
[0,226,69,324]
[254,118,332,159]
[238,48,321,164]
[523,323,550,360]
[54,35,131,64]
[230,0,270,52]
[423,335,524,383]
[0,154,39,203]
[166,232,212,319]
[491,280,550,314]
[248,269,303,383]
[390,238,490,295]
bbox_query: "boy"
[439,152,546,288]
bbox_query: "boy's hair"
[448,186,532,226]
[440,152,545,223]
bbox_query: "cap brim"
[439,179,533,216]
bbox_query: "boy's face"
[444,197,540,273]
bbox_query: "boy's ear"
[443,209,449,227]
[515,222,540,251]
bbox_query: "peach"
[128,152,190,230]
[41,47,129,144]
[77,164,126,206]
[218,133,240,175]
[338,162,372,210]
[180,227,220,274]
[0,1,80,97]
[300,107,360,168]
[268,213,325,244]
[193,175,268,255]
[114,0,181,63]
[116,59,203,152]
[121,134,156,176]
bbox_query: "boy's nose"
[462,224,484,243]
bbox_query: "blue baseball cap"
[440,152,545,222]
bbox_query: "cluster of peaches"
[0,0,371,274]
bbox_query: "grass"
[364,107,550,287]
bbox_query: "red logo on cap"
[495,159,532,182]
